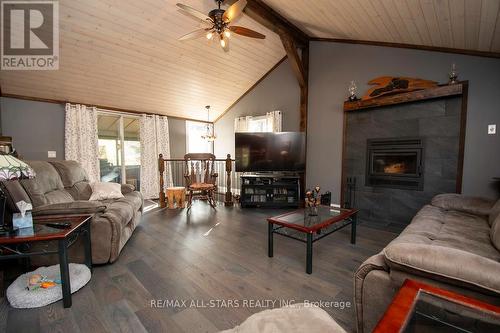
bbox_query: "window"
[248,116,268,132]
[97,114,141,189]
[186,121,214,153]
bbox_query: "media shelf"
[240,174,300,208]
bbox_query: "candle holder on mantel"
[347,80,359,101]
[448,63,459,84]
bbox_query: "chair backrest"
[184,153,217,186]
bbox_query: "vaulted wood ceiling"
[265,0,500,53]
[2,1,498,122]
[0,0,285,121]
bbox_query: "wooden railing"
[158,154,241,208]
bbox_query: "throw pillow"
[89,182,124,201]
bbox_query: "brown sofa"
[3,160,143,264]
[354,193,500,333]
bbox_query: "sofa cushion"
[384,204,500,294]
[49,160,88,187]
[392,205,499,261]
[384,243,500,294]
[490,199,500,226]
[2,180,31,213]
[32,201,107,216]
[491,213,500,251]
[20,161,73,207]
[50,160,92,201]
[431,193,495,218]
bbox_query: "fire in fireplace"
[366,138,424,190]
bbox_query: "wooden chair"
[184,153,218,209]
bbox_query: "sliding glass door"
[97,113,140,188]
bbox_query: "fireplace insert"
[366,138,424,190]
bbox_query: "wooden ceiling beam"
[279,31,306,88]
[243,0,310,47]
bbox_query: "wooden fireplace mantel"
[343,82,466,112]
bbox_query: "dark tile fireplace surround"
[343,97,464,232]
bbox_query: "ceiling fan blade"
[178,28,210,41]
[176,3,212,23]
[223,0,247,23]
[229,26,266,39]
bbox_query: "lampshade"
[0,155,35,180]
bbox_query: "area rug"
[219,303,346,333]
[6,263,91,308]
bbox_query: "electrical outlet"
[48,151,57,158]
[488,124,496,135]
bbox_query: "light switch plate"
[488,124,496,135]
[48,151,57,158]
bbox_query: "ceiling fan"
[176,0,266,52]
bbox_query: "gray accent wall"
[1,97,65,160]
[307,42,500,201]
[0,97,188,160]
[168,118,187,158]
[214,58,300,158]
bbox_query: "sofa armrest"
[121,184,135,194]
[431,194,495,217]
[384,243,500,294]
[354,252,389,333]
[32,201,107,216]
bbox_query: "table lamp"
[0,154,35,235]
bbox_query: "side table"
[0,215,92,308]
[374,279,500,332]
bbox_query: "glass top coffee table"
[374,280,500,332]
[267,205,358,274]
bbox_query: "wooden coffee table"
[267,205,358,274]
[374,279,500,332]
[0,215,92,308]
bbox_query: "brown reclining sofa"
[354,193,500,332]
[3,160,143,264]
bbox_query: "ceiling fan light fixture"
[206,31,213,40]
[220,37,226,48]
[224,30,231,38]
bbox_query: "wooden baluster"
[159,154,166,208]
[224,154,234,207]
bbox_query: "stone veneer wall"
[344,97,463,232]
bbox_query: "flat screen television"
[235,132,306,172]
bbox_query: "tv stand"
[240,174,300,208]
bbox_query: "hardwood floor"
[0,202,397,333]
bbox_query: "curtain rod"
[95,108,143,119]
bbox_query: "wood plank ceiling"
[0,0,285,121]
[264,0,500,53]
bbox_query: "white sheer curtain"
[235,112,282,133]
[140,115,172,199]
[234,116,252,132]
[64,103,100,182]
[266,110,282,132]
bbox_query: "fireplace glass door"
[366,138,424,190]
[371,152,419,176]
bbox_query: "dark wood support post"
[159,153,166,208]
[241,0,310,204]
[278,30,309,205]
[224,154,234,207]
